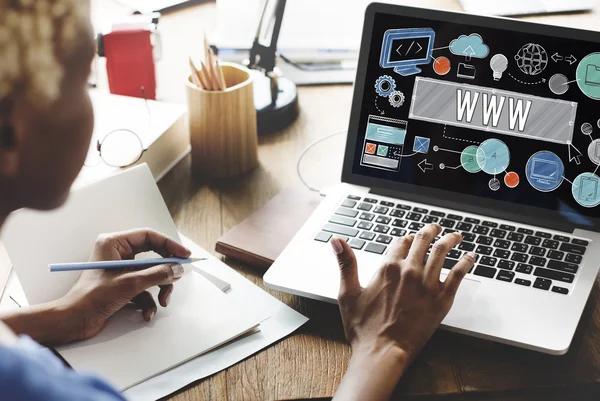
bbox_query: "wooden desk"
[91,2,600,400]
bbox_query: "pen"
[49,257,206,272]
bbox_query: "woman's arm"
[331,224,476,401]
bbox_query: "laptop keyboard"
[314,194,591,295]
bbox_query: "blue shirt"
[0,336,125,401]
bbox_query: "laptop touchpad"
[442,276,481,326]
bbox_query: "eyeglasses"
[84,129,145,168]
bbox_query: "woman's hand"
[331,224,476,401]
[62,228,191,341]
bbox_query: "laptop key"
[535,231,552,239]
[547,260,578,274]
[465,217,480,224]
[390,209,405,218]
[542,239,559,249]
[493,239,510,249]
[406,213,422,221]
[376,235,393,244]
[507,232,524,242]
[456,222,473,231]
[347,195,361,200]
[442,229,458,236]
[329,215,357,227]
[414,207,428,214]
[430,211,445,217]
[552,286,569,295]
[499,224,516,231]
[474,265,497,278]
[359,213,375,221]
[348,238,366,250]
[392,219,408,228]
[448,249,462,259]
[476,236,493,245]
[572,239,589,246]
[517,228,534,235]
[332,235,349,242]
[395,204,411,210]
[364,198,378,204]
[439,219,456,228]
[341,199,357,208]
[357,203,373,211]
[565,253,582,264]
[422,215,439,224]
[533,278,552,291]
[314,232,332,243]
[524,236,542,246]
[480,256,497,267]
[515,278,531,287]
[458,242,476,251]
[323,223,359,237]
[529,256,547,267]
[498,260,515,270]
[529,247,546,257]
[560,243,586,255]
[335,207,358,218]
[516,263,533,274]
[475,245,493,255]
[365,242,386,254]
[359,231,376,241]
[482,221,498,228]
[490,229,507,239]
[462,233,476,242]
[357,221,373,230]
[493,249,510,259]
[553,235,570,242]
[547,250,565,261]
[380,201,394,207]
[511,252,528,262]
[511,243,528,253]
[390,228,406,237]
[447,214,463,221]
[409,222,425,231]
[373,206,389,215]
[496,270,515,282]
[473,226,489,235]
[374,225,390,234]
[375,216,391,224]
[534,268,574,283]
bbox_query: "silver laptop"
[264,3,600,355]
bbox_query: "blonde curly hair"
[0,0,91,108]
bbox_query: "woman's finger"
[111,229,191,258]
[131,291,157,321]
[442,252,477,299]
[121,263,184,295]
[384,235,414,263]
[158,284,174,307]
[424,232,463,285]
[407,224,441,266]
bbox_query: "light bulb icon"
[490,54,508,81]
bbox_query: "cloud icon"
[449,34,489,59]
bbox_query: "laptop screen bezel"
[341,2,600,232]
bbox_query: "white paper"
[124,234,309,401]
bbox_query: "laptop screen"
[348,7,600,228]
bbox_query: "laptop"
[264,3,600,355]
[459,0,595,17]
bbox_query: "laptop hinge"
[369,187,576,233]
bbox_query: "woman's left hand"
[62,228,191,341]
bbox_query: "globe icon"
[514,43,548,76]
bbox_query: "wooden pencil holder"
[186,62,259,179]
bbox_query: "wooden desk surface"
[91,1,600,400]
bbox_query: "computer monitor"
[531,159,559,183]
[379,28,435,76]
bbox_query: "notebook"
[1,164,267,390]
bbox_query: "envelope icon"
[365,143,377,154]
[413,136,430,154]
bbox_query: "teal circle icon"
[577,53,600,100]
[476,139,510,175]
[461,145,482,173]
[572,172,600,208]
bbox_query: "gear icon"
[374,75,396,97]
[389,91,405,108]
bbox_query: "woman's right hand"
[331,223,476,401]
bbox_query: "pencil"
[49,257,207,272]
[215,59,227,90]
[188,57,203,88]
[200,61,215,91]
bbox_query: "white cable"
[296,130,346,194]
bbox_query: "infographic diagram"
[358,20,600,214]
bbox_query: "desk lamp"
[245,0,299,134]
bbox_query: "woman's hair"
[0,0,90,108]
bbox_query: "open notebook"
[1,164,267,390]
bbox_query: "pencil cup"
[186,62,259,179]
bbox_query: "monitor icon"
[531,158,559,184]
[380,28,435,76]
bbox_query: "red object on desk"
[102,29,156,100]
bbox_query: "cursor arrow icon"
[418,159,434,173]
[567,141,582,165]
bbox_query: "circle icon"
[476,139,510,175]
[461,145,482,173]
[525,151,564,192]
[490,54,508,81]
[504,171,520,188]
[549,74,569,95]
[588,139,600,165]
[572,172,600,208]
[439,163,446,170]
[389,91,405,107]
[577,53,600,100]
[489,178,501,191]
[582,122,594,136]
[374,75,396,97]
[514,43,548,76]
[433,56,451,76]
[597,119,600,129]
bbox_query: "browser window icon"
[585,64,600,87]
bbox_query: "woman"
[0,1,476,400]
